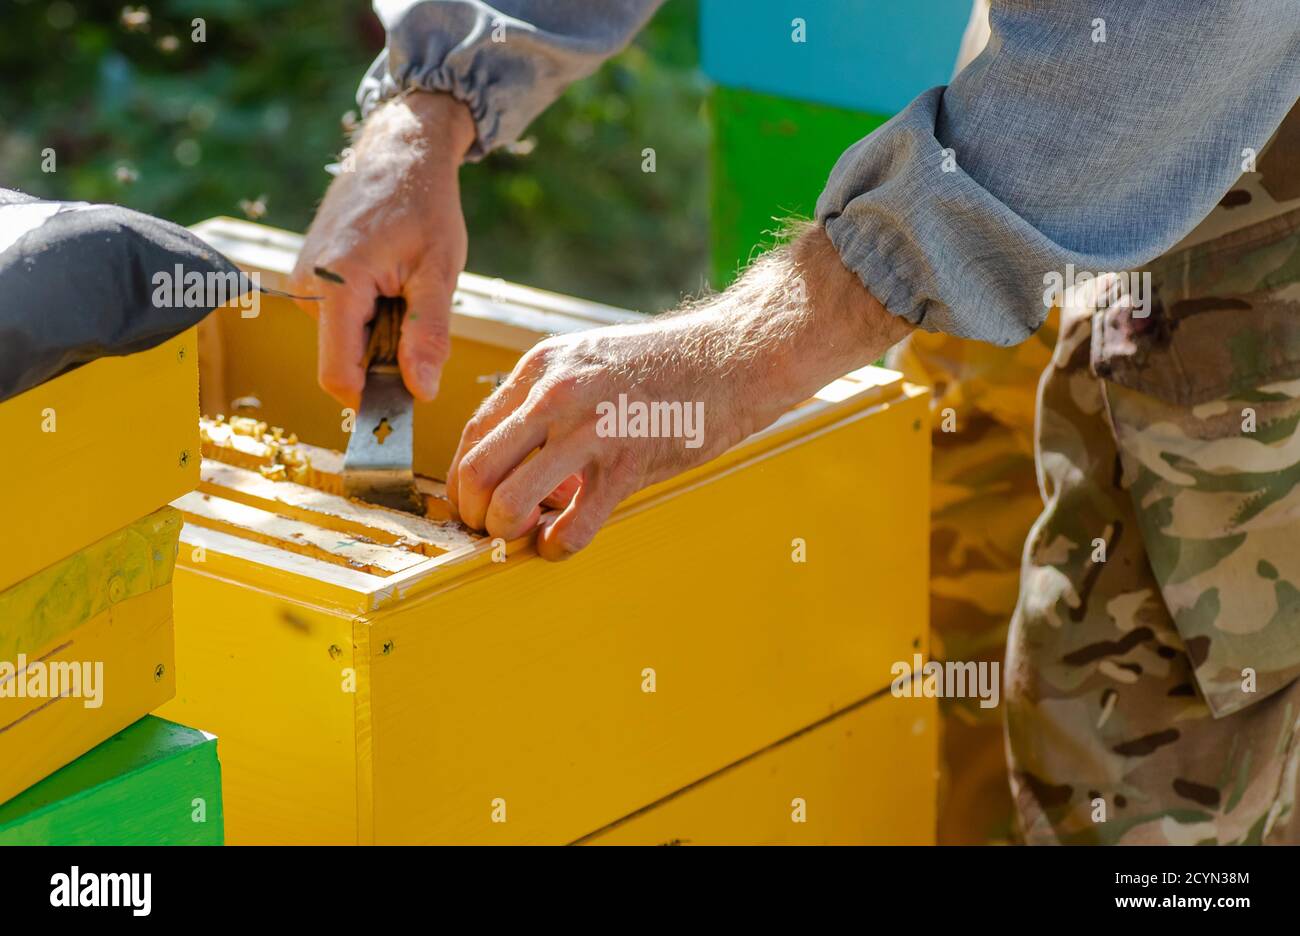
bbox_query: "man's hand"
[447,224,912,560]
[291,92,476,409]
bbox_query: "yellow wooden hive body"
[155,218,936,845]
[0,332,198,593]
[0,334,196,803]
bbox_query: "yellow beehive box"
[581,691,936,845]
[0,330,199,593]
[160,219,934,844]
[0,508,180,804]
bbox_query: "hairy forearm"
[750,223,911,405]
[657,224,912,438]
[360,91,476,164]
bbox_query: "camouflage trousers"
[1007,209,1300,844]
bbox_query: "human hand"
[447,225,911,559]
[291,92,476,409]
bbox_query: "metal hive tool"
[342,296,423,514]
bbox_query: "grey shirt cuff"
[358,1,663,161]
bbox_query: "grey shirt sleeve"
[816,0,1300,345]
[359,0,665,160]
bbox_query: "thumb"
[398,267,455,402]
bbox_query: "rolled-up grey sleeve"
[816,0,1300,345]
[360,0,664,160]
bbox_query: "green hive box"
[0,716,223,845]
[710,84,888,286]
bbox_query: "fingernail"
[418,363,441,400]
[313,266,346,285]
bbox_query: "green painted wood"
[710,85,889,286]
[0,715,223,845]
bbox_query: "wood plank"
[197,313,228,419]
[0,507,181,662]
[156,570,360,845]
[200,417,456,520]
[179,524,386,604]
[175,491,429,577]
[364,387,931,843]
[0,585,175,804]
[580,691,936,845]
[0,331,197,592]
[0,716,223,845]
[199,460,475,555]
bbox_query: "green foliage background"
[0,0,709,313]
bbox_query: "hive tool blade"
[342,297,423,513]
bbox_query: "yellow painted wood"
[581,692,937,845]
[0,507,182,660]
[206,290,527,481]
[196,445,472,550]
[0,585,175,804]
[201,290,523,481]
[0,331,198,592]
[164,378,931,844]
[174,491,429,576]
[182,368,919,615]
[161,219,936,845]
[155,568,360,845]
[189,217,640,481]
[0,508,180,804]
[198,460,463,555]
[365,388,930,844]
[178,526,385,613]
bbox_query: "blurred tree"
[0,0,708,313]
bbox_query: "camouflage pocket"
[1091,208,1300,718]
